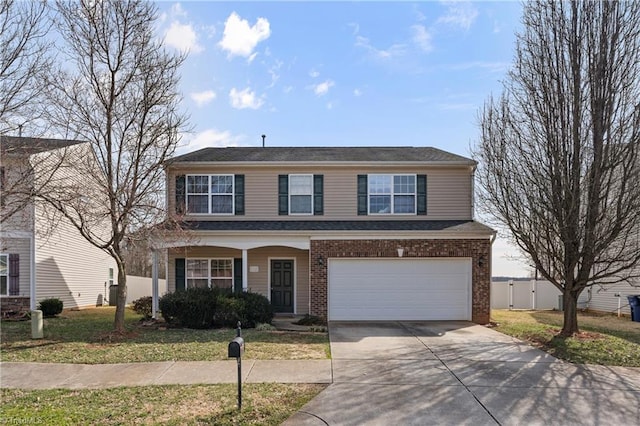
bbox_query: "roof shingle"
[169,146,474,164]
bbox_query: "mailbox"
[228,336,245,358]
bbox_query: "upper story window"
[289,174,313,215]
[368,174,416,214]
[278,174,323,216]
[358,174,426,216]
[187,175,234,214]
[0,254,7,296]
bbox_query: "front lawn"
[1,383,326,425]
[0,307,330,364]
[492,309,640,366]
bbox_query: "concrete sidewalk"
[0,359,332,390]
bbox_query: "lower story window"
[186,258,233,289]
[0,254,7,295]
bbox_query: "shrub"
[294,314,326,326]
[38,298,63,317]
[132,296,152,319]
[214,295,244,328]
[159,287,219,329]
[158,288,273,329]
[238,291,274,327]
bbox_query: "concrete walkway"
[0,359,332,390]
[284,321,640,426]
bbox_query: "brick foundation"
[1,296,30,315]
[310,239,492,324]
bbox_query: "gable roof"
[169,146,474,164]
[0,135,84,156]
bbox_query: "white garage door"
[328,258,472,321]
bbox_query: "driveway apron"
[284,321,640,426]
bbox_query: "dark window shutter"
[8,253,19,296]
[417,174,427,215]
[278,175,288,215]
[313,174,324,215]
[175,175,186,215]
[234,175,245,215]
[233,258,243,294]
[175,258,185,291]
[357,175,368,215]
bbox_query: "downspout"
[29,233,36,311]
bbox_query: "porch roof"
[181,220,494,234]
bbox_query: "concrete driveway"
[284,321,640,426]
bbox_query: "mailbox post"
[228,321,244,410]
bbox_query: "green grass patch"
[1,383,326,425]
[1,307,329,364]
[492,310,640,366]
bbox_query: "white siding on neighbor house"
[167,165,473,221]
[491,280,563,310]
[0,237,31,298]
[167,246,310,315]
[583,281,640,316]
[34,202,116,309]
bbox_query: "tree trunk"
[560,290,580,337]
[114,262,127,332]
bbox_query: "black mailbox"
[228,336,245,358]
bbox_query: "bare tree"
[0,0,51,133]
[40,0,188,332]
[474,1,640,336]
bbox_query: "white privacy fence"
[491,280,564,310]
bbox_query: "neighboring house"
[159,147,495,323]
[579,280,640,317]
[0,135,116,312]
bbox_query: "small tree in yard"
[40,0,188,332]
[475,1,640,336]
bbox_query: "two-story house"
[0,135,116,313]
[160,146,495,323]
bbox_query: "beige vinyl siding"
[168,165,473,220]
[34,202,116,308]
[0,155,35,232]
[0,237,31,298]
[167,246,309,314]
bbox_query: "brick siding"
[1,296,30,315]
[310,239,492,324]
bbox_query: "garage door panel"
[328,258,471,321]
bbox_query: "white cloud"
[309,69,320,78]
[182,129,244,152]
[165,21,203,53]
[437,1,478,31]
[229,87,264,109]
[283,86,293,94]
[171,3,187,18]
[353,89,363,97]
[411,25,432,53]
[355,35,406,60]
[312,80,334,97]
[190,90,216,107]
[219,12,271,59]
[348,22,360,35]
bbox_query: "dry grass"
[1,384,327,425]
[1,307,330,364]
[492,309,640,366]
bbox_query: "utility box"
[31,309,43,339]
[109,285,119,306]
[228,337,245,358]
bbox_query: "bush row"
[158,287,273,329]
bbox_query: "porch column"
[30,234,36,311]
[151,250,159,319]
[242,249,248,291]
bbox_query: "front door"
[271,260,294,313]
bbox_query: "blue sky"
[155,1,530,276]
